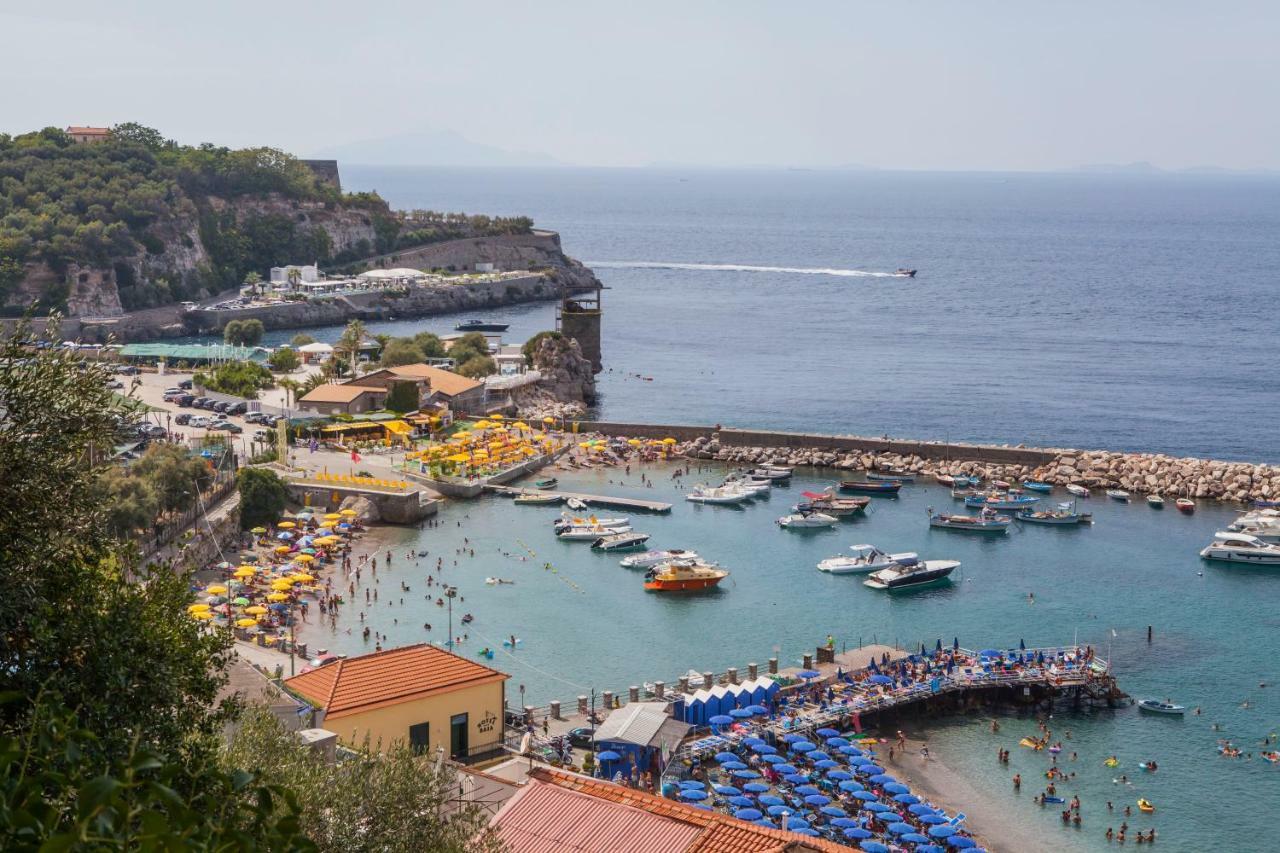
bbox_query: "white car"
[189,415,212,428]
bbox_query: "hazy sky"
[4,1,1278,170]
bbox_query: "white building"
[270,264,320,285]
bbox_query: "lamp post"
[445,585,457,650]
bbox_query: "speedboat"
[1199,532,1280,565]
[723,478,770,497]
[566,497,588,510]
[935,474,956,486]
[1106,489,1131,502]
[1137,699,1186,716]
[514,492,562,505]
[686,484,752,505]
[839,480,902,495]
[863,558,960,592]
[555,512,629,530]
[592,532,651,551]
[751,466,793,481]
[928,508,1011,534]
[951,475,981,487]
[895,268,918,278]
[1228,509,1280,532]
[533,478,558,490]
[964,493,1040,510]
[620,548,698,569]
[644,559,728,592]
[1021,480,1053,493]
[1017,503,1093,525]
[557,523,633,541]
[1066,484,1090,498]
[817,544,918,574]
[1176,498,1196,514]
[1146,494,1165,509]
[796,488,868,516]
[454,319,510,332]
[778,512,838,529]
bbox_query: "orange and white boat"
[643,558,729,592]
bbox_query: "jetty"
[486,484,672,513]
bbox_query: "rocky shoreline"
[676,434,1280,504]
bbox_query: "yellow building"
[285,643,509,762]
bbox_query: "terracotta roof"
[66,126,110,135]
[298,383,382,404]
[387,363,483,397]
[285,643,508,719]
[523,768,846,853]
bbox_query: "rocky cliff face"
[512,335,597,418]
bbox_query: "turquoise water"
[307,463,1278,851]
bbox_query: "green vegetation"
[456,354,497,378]
[522,329,562,365]
[237,467,289,529]
[195,360,274,398]
[224,317,266,346]
[379,338,425,367]
[447,332,496,379]
[289,332,316,347]
[98,442,218,536]
[269,346,301,372]
[385,379,420,413]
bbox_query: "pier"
[486,484,673,513]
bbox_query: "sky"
[3,1,1278,171]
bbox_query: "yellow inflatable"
[1138,798,1155,813]
[1104,758,1119,767]
[1019,737,1044,750]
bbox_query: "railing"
[291,472,413,492]
[450,740,509,766]
[138,471,239,557]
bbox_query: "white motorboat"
[1066,484,1090,497]
[557,524,633,541]
[863,558,961,592]
[722,478,770,497]
[1228,525,1280,544]
[620,548,699,569]
[592,532,651,551]
[1137,699,1186,715]
[1106,489,1131,502]
[1199,532,1280,565]
[686,484,753,505]
[817,544,919,575]
[1228,510,1280,533]
[566,497,588,510]
[554,512,629,530]
[751,466,793,481]
[777,512,838,529]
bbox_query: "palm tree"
[286,267,301,293]
[243,271,262,297]
[278,377,301,408]
[338,319,366,374]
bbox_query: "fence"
[138,471,239,557]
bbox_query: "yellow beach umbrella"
[290,572,315,582]
[206,584,228,595]
[235,618,259,628]
[233,567,257,578]
[274,545,291,554]
[244,605,268,615]
[293,553,315,563]
[187,603,211,612]
[627,438,642,446]
[339,509,357,516]
[323,512,341,520]
[267,592,289,602]
[277,521,296,529]
[543,416,556,423]
[271,580,295,591]
[490,413,504,421]
[662,437,678,444]
[474,420,493,429]
[513,421,530,430]
[453,430,471,438]
[191,611,215,620]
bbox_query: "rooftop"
[119,342,268,362]
[384,363,483,397]
[284,643,508,719]
[66,126,110,135]
[298,383,382,404]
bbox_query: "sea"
[270,168,1279,850]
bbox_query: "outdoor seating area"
[403,414,565,480]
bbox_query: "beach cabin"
[707,684,731,719]
[591,702,691,782]
[681,689,711,726]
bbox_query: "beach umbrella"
[750,742,777,754]
[858,764,884,775]
[714,752,739,763]
[293,554,315,563]
[713,784,740,796]
[903,834,932,844]
[840,746,863,756]
[849,756,873,766]
[783,774,808,784]
[729,708,753,719]
[766,805,790,817]
[232,596,250,606]
[678,789,708,801]
[929,825,957,838]
[807,751,831,762]
[276,521,295,529]
[206,584,227,595]
[233,567,256,578]
[838,780,864,792]
[761,754,786,764]
[267,603,288,612]
[888,822,915,835]
[814,759,838,769]
[827,770,853,780]
[827,737,851,747]
[732,769,760,779]
[820,805,846,818]
[244,606,267,615]
[339,508,357,516]
[860,842,890,853]
[678,780,705,789]
[868,674,893,685]
[852,790,877,800]
[773,764,798,775]
[844,827,874,840]
[721,761,748,771]
[250,526,267,534]
[794,785,821,796]
[948,837,976,849]
[816,727,841,737]
[745,704,769,715]
[864,802,892,813]
[753,819,776,828]
[791,741,816,752]
[191,611,214,620]
[919,814,949,825]
[235,618,258,628]
[743,782,770,794]
[797,669,822,680]
[187,603,211,612]
[831,818,859,828]
[727,796,754,807]
[785,817,810,830]
[783,733,807,743]
[709,714,734,726]
[894,793,921,805]
[881,781,907,792]
[274,545,291,554]
[596,750,621,761]
[276,532,293,540]
[909,804,937,816]
[804,794,831,806]
[734,808,763,821]
[290,573,315,583]
[758,794,785,806]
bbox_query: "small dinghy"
[1147,494,1165,509]
[1066,484,1090,497]
[1137,699,1185,715]
[1106,489,1131,502]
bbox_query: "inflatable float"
[1104,757,1119,767]
[1138,798,1156,813]
[1019,738,1044,750]
[502,638,523,647]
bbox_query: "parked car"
[226,401,248,416]
[213,401,230,414]
[174,413,192,425]
[252,429,271,442]
[189,415,212,428]
[193,397,211,409]
[177,379,193,390]
[141,424,168,439]
[264,415,282,427]
[106,380,124,390]
[211,421,242,434]
[566,727,595,749]
[176,394,195,406]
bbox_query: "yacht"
[863,558,960,592]
[1200,532,1280,565]
[454,319,510,332]
[817,544,918,574]
[620,548,699,569]
[777,512,838,529]
[643,558,729,592]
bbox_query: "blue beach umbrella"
[753,819,776,828]
[783,773,808,784]
[864,802,892,813]
[746,704,769,715]
[859,764,885,775]
[713,784,740,796]
[918,847,947,853]
[734,808,763,821]
[840,745,863,756]
[920,814,949,825]
[844,827,873,840]
[852,790,878,800]
[888,822,915,835]
[871,775,897,785]
[828,770,853,780]
[882,781,908,793]
[849,756,873,766]
[596,750,621,761]
[742,736,766,746]
[930,825,958,838]
[678,780,705,789]
[678,789,707,800]
[831,817,859,828]
[729,708,753,719]
[894,793,921,805]
[732,769,761,779]
[797,669,822,680]
[909,803,938,815]
[814,759,839,769]
[791,741,816,752]
[838,780,864,792]
[715,751,740,763]
[767,805,790,817]
[751,742,778,754]
[728,796,754,807]
[721,761,748,771]
[860,842,890,853]
[773,764,798,774]
[867,674,894,685]
[743,783,771,793]
[761,754,786,764]
[816,727,841,737]
[948,837,976,849]
[783,733,807,743]
[827,737,851,747]
[820,805,846,818]
[786,817,811,830]
[795,785,821,796]
[709,714,734,726]
[804,794,831,806]
[758,795,785,806]
[903,834,932,844]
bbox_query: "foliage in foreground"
[238,467,290,530]
[195,359,274,398]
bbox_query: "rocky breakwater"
[512,335,597,419]
[678,435,1278,504]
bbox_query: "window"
[409,722,429,754]
[450,713,468,759]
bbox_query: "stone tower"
[557,284,603,374]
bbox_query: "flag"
[351,450,361,463]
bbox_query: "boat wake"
[585,260,903,278]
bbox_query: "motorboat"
[555,512,629,529]
[533,478,558,490]
[1199,532,1280,565]
[863,558,960,592]
[817,544,918,574]
[514,492,562,506]
[484,577,515,585]
[796,488,869,516]
[454,319,510,332]
[964,493,1040,510]
[1137,699,1186,716]
[895,268,918,278]
[1228,509,1280,532]
[1176,498,1196,514]
[839,480,902,495]
[1021,480,1053,493]
[950,488,980,500]
[951,475,981,487]
[722,478,770,497]
[686,484,753,505]
[1146,494,1165,509]
[751,466,793,481]
[566,497,588,510]
[557,523,633,541]
[643,558,729,592]
[867,470,914,482]
[993,480,1011,490]
[1229,525,1280,544]
[777,512,838,529]
[935,474,956,486]
[928,508,1011,534]
[620,548,698,569]
[1017,503,1093,525]
[592,532,651,551]
[1066,484,1090,497]
[1106,489,1131,502]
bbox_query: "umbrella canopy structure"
[820,806,846,818]
[791,740,816,752]
[838,780,864,792]
[860,842,890,853]
[713,785,740,796]
[796,669,822,680]
[761,754,786,764]
[919,814,949,825]
[733,808,763,821]
[709,714,734,726]
[731,769,761,779]
[930,825,958,838]
[816,728,841,737]
[750,742,777,754]
[852,790,878,800]
[677,789,708,801]
[742,782,771,794]
[758,794,785,807]
[714,752,739,763]
[727,796,754,808]
[948,837,976,849]
[888,822,915,835]
[720,761,748,771]
[894,793,921,805]
[803,794,831,806]
[595,750,621,761]
[843,827,873,840]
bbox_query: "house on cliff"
[347,364,486,414]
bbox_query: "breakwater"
[573,421,1279,504]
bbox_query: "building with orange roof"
[284,643,509,763]
[66,126,110,144]
[488,766,847,853]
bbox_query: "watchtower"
[557,284,603,373]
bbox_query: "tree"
[244,270,263,296]
[130,442,215,514]
[287,267,302,292]
[195,360,274,398]
[109,121,171,151]
[446,332,490,367]
[338,319,366,372]
[412,331,446,358]
[237,467,289,530]
[384,380,420,413]
[300,372,329,395]
[269,347,302,372]
[456,354,496,379]
[380,338,425,368]
[278,376,302,407]
[522,329,562,366]
[290,332,316,347]
[98,466,159,537]
[224,318,264,346]
[223,708,501,853]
